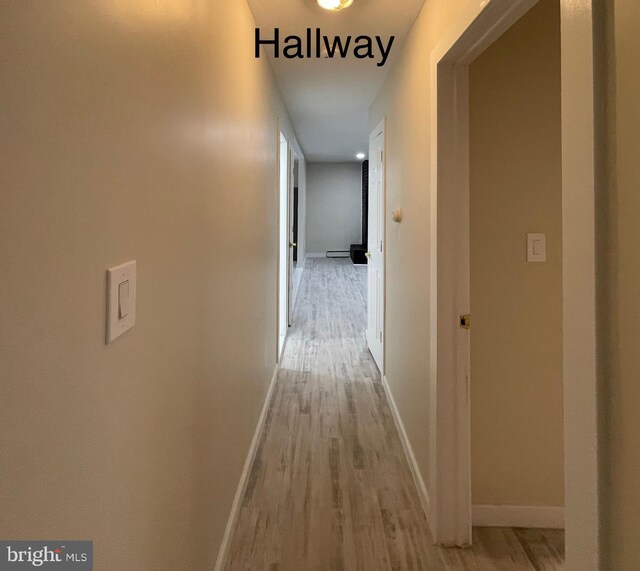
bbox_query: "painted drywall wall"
[469,0,564,508]
[306,162,362,254]
[0,1,302,569]
[369,0,468,495]
[603,0,640,566]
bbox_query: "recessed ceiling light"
[356,153,366,160]
[317,0,354,12]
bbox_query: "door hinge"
[460,314,471,330]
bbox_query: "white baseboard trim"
[305,253,326,259]
[213,364,280,571]
[381,376,432,525]
[472,504,564,529]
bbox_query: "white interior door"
[367,121,385,372]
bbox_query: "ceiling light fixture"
[317,0,354,12]
[356,153,366,160]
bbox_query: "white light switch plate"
[527,233,547,263]
[106,260,136,343]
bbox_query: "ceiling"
[247,0,425,162]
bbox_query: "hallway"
[1,0,634,568]
[226,258,443,569]
[225,259,565,570]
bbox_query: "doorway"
[290,151,304,312]
[469,0,564,539]
[429,0,599,568]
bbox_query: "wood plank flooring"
[439,528,565,570]
[225,258,565,571]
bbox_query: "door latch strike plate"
[460,314,471,330]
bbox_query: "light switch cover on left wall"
[106,260,136,344]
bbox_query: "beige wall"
[468,0,564,508]
[603,0,640,567]
[370,0,467,488]
[306,162,362,254]
[0,1,301,568]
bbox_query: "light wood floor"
[225,258,564,570]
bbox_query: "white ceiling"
[247,0,425,162]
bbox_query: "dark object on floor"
[350,244,367,264]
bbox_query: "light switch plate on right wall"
[106,260,137,344]
[527,233,547,263]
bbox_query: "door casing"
[277,130,290,359]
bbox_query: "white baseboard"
[381,376,432,525]
[213,364,280,571]
[305,253,326,259]
[472,504,564,529]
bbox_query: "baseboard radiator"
[326,250,350,258]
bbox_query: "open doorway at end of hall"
[291,153,304,308]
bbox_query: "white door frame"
[277,129,290,360]
[429,0,600,569]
